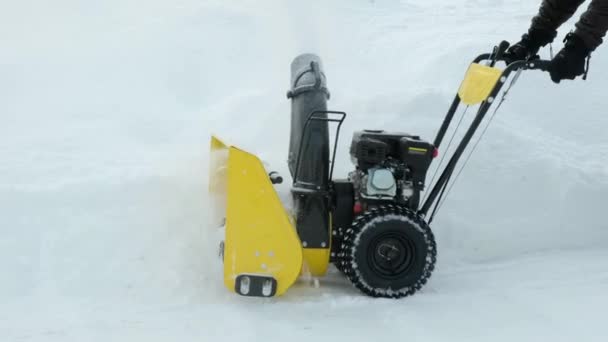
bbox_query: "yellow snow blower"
[209,41,552,298]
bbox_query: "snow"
[2,0,608,341]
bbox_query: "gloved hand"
[548,32,592,84]
[504,28,556,64]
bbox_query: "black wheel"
[332,226,348,273]
[337,205,436,298]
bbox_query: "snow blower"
[208,41,552,298]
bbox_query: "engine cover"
[363,168,396,199]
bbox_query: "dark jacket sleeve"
[530,0,586,34]
[530,0,608,51]
[574,0,608,50]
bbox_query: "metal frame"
[420,46,551,219]
[293,110,347,186]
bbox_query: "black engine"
[348,129,435,210]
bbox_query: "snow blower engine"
[209,41,552,298]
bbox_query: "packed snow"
[2,0,608,341]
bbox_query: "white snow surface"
[3,0,608,341]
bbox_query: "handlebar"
[474,53,551,74]
[421,43,553,219]
[525,59,551,72]
[475,41,552,73]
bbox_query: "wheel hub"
[369,233,416,279]
[377,241,401,261]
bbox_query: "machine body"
[209,42,552,298]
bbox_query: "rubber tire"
[338,205,436,298]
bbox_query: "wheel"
[337,205,436,298]
[331,226,348,273]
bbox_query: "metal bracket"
[293,110,347,187]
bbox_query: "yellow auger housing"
[209,136,306,297]
[208,54,340,297]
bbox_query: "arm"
[510,0,605,83]
[505,0,585,61]
[574,0,608,50]
[530,0,587,34]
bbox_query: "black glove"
[548,32,592,84]
[504,28,556,64]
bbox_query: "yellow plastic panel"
[302,248,331,276]
[458,63,503,105]
[224,146,303,296]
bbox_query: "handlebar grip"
[496,41,510,59]
[490,41,511,67]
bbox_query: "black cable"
[422,106,469,205]
[435,102,501,214]
[434,69,522,214]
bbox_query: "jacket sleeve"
[530,0,586,33]
[574,0,608,50]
